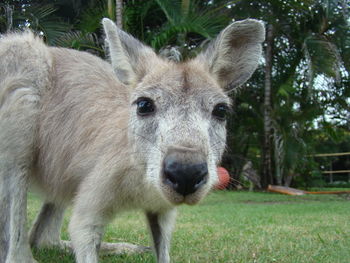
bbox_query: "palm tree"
[0,3,13,32]
[263,23,274,186]
[115,0,122,28]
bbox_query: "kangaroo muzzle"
[163,147,208,197]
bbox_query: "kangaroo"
[0,18,265,263]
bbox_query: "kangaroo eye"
[212,103,229,121]
[136,97,155,116]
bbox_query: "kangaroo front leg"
[0,164,36,263]
[0,168,11,263]
[29,202,66,249]
[69,206,105,263]
[68,175,116,263]
[146,209,177,263]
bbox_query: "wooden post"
[329,161,333,183]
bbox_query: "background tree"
[115,0,122,28]
[226,0,350,188]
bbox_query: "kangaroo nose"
[163,155,208,196]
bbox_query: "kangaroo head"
[103,18,265,205]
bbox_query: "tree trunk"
[5,3,13,32]
[116,0,123,29]
[262,23,274,188]
[273,128,283,185]
[176,0,190,55]
[107,0,115,21]
[181,0,190,17]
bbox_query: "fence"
[313,152,350,183]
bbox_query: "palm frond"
[52,31,103,53]
[186,8,228,37]
[303,34,342,84]
[18,4,71,44]
[154,0,182,24]
[150,23,200,50]
[150,0,228,52]
[78,0,109,33]
[123,1,160,41]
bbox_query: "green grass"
[29,191,350,263]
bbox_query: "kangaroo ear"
[198,19,265,91]
[102,18,157,85]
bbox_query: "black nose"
[163,155,208,196]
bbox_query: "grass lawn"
[29,191,350,263]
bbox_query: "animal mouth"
[163,174,207,197]
[161,174,208,206]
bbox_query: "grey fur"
[146,209,176,263]
[29,203,66,248]
[199,19,265,91]
[0,18,264,263]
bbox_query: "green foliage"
[149,0,230,55]
[0,2,71,44]
[21,4,71,44]
[52,31,103,54]
[77,0,110,33]
[222,0,350,188]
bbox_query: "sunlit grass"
[29,191,350,263]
